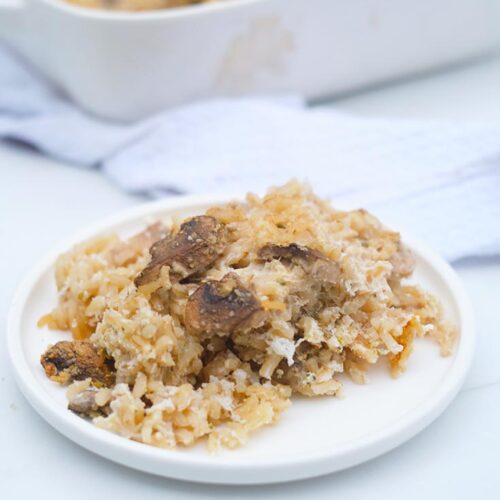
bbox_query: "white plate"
[7,195,475,485]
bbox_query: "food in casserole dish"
[65,0,217,11]
[39,182,457,450]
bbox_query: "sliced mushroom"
[68,388,109,418]
[135,215,227,287]
[184,273,263,336]
[40,340,115,387]
[259,243,340,284]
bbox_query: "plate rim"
[6,194,475,484]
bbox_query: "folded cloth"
[1,44,500,261]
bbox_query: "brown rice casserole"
[39,181,457,451]
[65,0,218,12]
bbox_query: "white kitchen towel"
[1,44,500,261]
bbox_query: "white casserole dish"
[1,0,499,121]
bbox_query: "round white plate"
[7,195,474,485]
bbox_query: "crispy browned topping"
[259,243,340,284]
[110,222,169,267]
[184,273,263,336]
[40,340,115,387]
[135,215,227,287]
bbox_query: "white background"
[1,55,500,499]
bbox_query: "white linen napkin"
[1,44,499,261]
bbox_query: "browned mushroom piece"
[40,340,115,387]
[259,243,340,284]
[390,243,415,279]
[134,215,227,287]
[184,273,263,336]
[68,388,109,418]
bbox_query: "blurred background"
[1,1,500,499]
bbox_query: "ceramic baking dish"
[1,0,499,121]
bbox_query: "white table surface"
[1,55,500,499]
